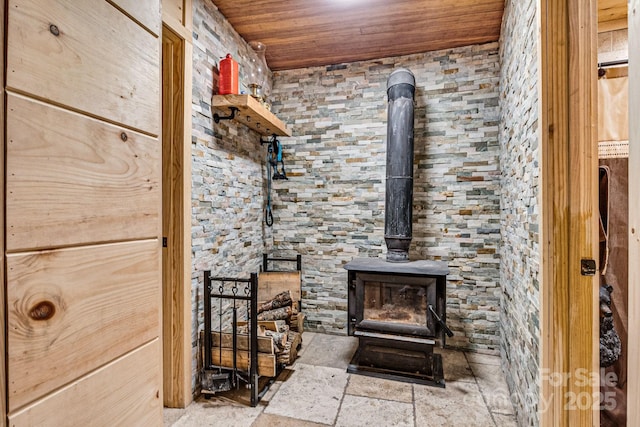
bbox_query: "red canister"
[219,54,238,95]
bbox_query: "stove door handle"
[428,304,454,337]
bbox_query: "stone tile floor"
[164,332,517,427]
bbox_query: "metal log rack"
[202,271,274,407]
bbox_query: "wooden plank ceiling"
[598,0,628,32]
[212,0,504,70]
[212,0,628,70]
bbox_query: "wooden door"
[4,0,163,424]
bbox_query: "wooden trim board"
[109,0,161,36]
[6,93,161,251]
[6,0,160,136]
[0,1,6,424]
[627,0,639,423]
[540,0,599,425]
[566,2,599,426]
[161,20,193,409]
[7,241,160,411]
[160,0,193,408]
[8,340,162,426]
[162,0,192,40]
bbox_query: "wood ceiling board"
[212,0,504,70]
[267,38,499,71]
[598,0,627,24]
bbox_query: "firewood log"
[257,290,293,314]
[276,331,302,365]
[257,306,292,321]
[264,330,287,351]
[272,320,288,333]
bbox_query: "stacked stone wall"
[498,0,541,425]
[190,0,274,393]
[269,44,502,351]
[190,0,509,400]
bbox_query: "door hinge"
[580,259,596,276]
[162,237,168,247]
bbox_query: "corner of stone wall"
[189,0,277,394]
[498,0,541,425]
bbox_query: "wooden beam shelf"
[212,94,291,137]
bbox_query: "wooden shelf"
[212,94,291,137]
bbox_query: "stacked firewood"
[256,290,303,365]
[257,290,294,321]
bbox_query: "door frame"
[627,0,640,422]
[540,0,599,425]
[161,6,193,408]
[0,2,6,424]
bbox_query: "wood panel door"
[4,0,163,424]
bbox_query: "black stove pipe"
[384,68,415,263]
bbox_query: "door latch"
[580,259,596,276]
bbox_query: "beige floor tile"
[469,362,515,415]
[335,394,414,427]
[264,363,349,424]
[171,396,263,427]
[414,381,494,427]
[259,380,282,403]
[295,331,318,359]
[163,407,186,426]
[252,413,330,427]
[493,412,518,426]
[345,373,413,403]
[165,334,517,427]
[295,332,358,370]
[465,351,501,366]
[437,347,475,383]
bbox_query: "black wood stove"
[345,258,450,386]
[345,68,451,386]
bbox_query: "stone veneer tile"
[190,0,278,392]
[264,363,349,424]
[270,43,502,350]
[499,0,541,424]
[335,394,414,427]
[345,374,413,403]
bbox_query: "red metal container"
[219,54,238,95]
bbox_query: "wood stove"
[344,68,451,386]
[345,258,450,386]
